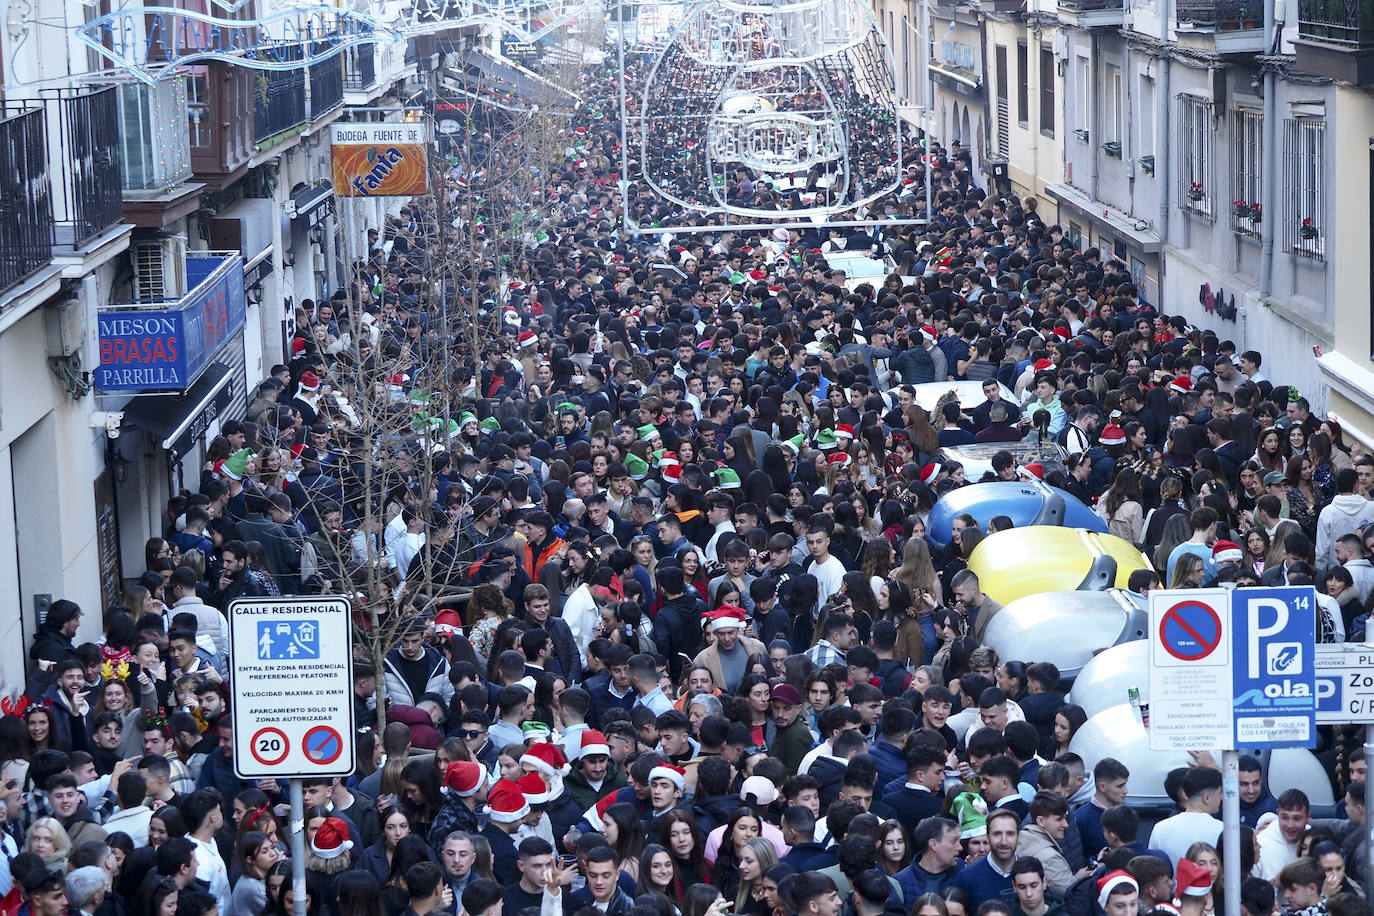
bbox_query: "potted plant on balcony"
[1232,200,1261,222]
[1241,0,1262,27]
[1188,181,1205,202]
[1300,217,1319,240]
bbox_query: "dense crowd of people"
[6,39,1374,916]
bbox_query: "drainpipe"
[1089,32,1100,203]
[1258,0,1279,298]
[1029,21,1040,199]
[1156,54,1170,247]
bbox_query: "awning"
[1045,182,1162,252]
[928,62,982,94]
[450,48,580,105]
[120,362,235,459]
[287,181,334,225]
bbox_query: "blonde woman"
[27,817,72,871]
[893,537,943,607]
[733,836,779,915]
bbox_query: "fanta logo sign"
[352,147,406,196]
[332,140,428,198]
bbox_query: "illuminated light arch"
[634,0,902,219]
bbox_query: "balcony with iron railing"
[310,47,345,120]
[343,43,377,92]
[39,87,124,250]
[1296,0,1374,81]
[0,105,55,296]
[1175,0,1265,49]
[254,49,308,146]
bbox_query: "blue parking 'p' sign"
[256,620,321,660]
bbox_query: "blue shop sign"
[95,255,246,392]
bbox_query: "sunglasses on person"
[456,729,486,740]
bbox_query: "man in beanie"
[64,867,106,916]
[28,599,81,673]
[765,683,813,774]
[23,867,68,916]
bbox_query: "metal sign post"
[1222,750,1240,916]
[290,779,306,916]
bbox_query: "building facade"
[0,0,418,688]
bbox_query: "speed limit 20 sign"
[228,597,355,779]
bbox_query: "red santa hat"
[1099,424,1126,446]
[919,325,937,343]
[443,760,488,797]
[920,463,943,485]
[298,370,321,392]
[310,817,353,859]
[1170,375,1194,394]
[1017,462,1045,481]
[1097,871,1138,910]
[516,771,553,805]
[1212,540,1243,564]
[828,452,852,468]
[577,729,611,759]
[486,779,531,823]
[649,763,686,791]
[518,331,537,349]
[835,423,855,441]
[1175,859,1213,897]
[705,606,745,631]
[1033,358,1054,373]
[521,742,570,779]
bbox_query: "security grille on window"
[1179,96,1214,220]
[1230,108,1262,236]
[1283,117,1325,261]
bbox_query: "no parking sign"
[1148,587,1317,751]
[1148,589,1233,751]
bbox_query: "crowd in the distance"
[4,38,1374,916]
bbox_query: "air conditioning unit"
[131,234,188,301]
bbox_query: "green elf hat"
[445,419,462,439]
[714,467,741,489]
[410,390,432,407]
[949,792,988,839]
[555,402,579,413]
[520,721,552,741]
[729,271,747,285]
[458,412,479,430]
[624,453,649,480]
[781,434,806,454]
[637,424,661,441]
[481,417,501,432]
[217,448,251,481]
[814,428,839,450]
[410,412,432,433]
